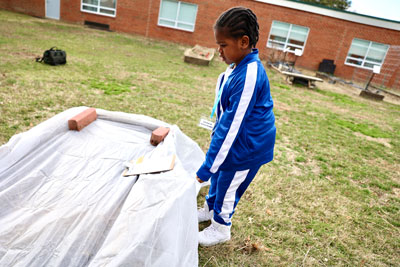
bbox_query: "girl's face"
[214,28,251,65]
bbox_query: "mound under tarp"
[0,107,205,267]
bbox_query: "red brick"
[68,108,97,131]
[150,126,170,146]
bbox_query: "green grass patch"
[88,78,133,95]
[271,81,291,90]
[333,119,391,138]
[315,88,367,107]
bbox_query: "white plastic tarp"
[0,107,205,267]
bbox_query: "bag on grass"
[36,47,67,65]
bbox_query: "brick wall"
[246,2,400,89]
[0,0,8,9]
[146,0,400,89]
[61,0,149,36]
[1,0,400,90]
[359,46,400,90]
[0,0,44,17]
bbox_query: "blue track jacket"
[196,49,276,181]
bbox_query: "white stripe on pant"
[205,165,261,226]
[219,169,250,224]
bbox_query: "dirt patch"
[308,159,321,176]
[393,188,400,197]
[111,70,135,80]
[298,68,400,106]
[12,51,38,59]
[274,99,297,112]
[380,91,400,105]
[135,72,158,83]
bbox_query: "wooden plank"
[271,64,283,73]
[282,71,323,82]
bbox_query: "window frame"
[81,0,117,18]
[345,38,389,70]
[157,0,198,32]
[267,20,310,54]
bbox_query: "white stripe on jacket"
[210,61,257,173]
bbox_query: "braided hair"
[214,7,259,48]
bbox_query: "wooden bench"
[282,71,323,88]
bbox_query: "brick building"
[1,0,400,90]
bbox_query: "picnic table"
[282,71,323,88]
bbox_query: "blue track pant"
[205,165,262,226]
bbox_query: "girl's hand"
[196,176,205,183]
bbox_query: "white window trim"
[345,38,390,70]
[81,0,117,18]
[266,20,310,54]
[157,0,198,32]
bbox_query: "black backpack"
[36,47,67,65]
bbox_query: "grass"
[1,10,400,266]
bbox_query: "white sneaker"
[198,201,213,223]
[198,219,231,247]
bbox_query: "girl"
[196,7,276,246]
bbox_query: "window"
[267,21,309,54]
[81,0,117,17]
[158,0,198,32]
[345,39,389,70]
